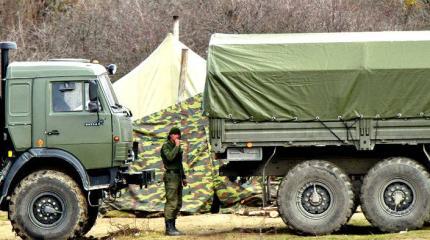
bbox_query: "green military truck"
[204,31,430,235]
[0,42,154,239]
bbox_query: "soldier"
[161,127,187,236]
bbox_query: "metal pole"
[0,41,16,80]
[1,48,9,80]
[172,16,179,41]
[262,147,277,208]
[0,42,17,148]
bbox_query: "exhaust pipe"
[1,42,17,144]
[0,42,17,79]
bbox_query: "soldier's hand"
[174,138,180,146]
[182,179,187,187]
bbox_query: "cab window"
[52,82,83,112]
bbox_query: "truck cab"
[0,43,153,239]
[6,61,133,170]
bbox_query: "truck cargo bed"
[210,118,430,152]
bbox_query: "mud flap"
[121,169,156,188]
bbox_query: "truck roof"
[7,61,107,79]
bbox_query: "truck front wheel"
[277,160,354,235]
[82,206,99,236]
[9,170,88,239]
[361,157,430,232]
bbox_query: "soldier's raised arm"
[162,142,180,161]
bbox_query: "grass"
[0,211,7,221]
[110,214,430,240]
[3,209,430,239]
[104,210,136,218]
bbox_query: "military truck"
[204,31,430,235]
[0,42,154,239]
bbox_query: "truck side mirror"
[88,80,100,112]
[88,101,100,113]
[89,80,98,101]
[106,64,117,75]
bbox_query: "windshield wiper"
[111,103,132,117]
[122,105,133,117]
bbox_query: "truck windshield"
[98,74,120,108]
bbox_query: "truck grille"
[114,143,130,161]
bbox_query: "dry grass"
[2,211,430,239]
[100,213,430,240]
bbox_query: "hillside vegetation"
[0,0,429,77]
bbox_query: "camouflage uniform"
[161,137,186,220]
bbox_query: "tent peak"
[172,16,179,41]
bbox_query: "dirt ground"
[1,212,430,239]
[0,212,283,239]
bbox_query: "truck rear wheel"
[9,170,88,239]
[277,160,354,235]
[348,177,362,221]
[360,157,430,232]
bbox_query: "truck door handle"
[45,130,60,135]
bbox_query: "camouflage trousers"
[163,172,183,220]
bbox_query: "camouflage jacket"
[161,140,186,179]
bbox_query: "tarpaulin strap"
[318,120,343,143]
[342,119,359,141]
[374,119,379,143]
[342,119,359,149]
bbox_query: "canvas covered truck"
[0,42,154,239]
[203,31,430,235]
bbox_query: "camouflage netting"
[112,94,261,213]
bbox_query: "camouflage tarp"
[113,94,261,213]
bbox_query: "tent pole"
[178,49,189,102]
[173,15,179,41]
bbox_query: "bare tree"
[1,0,429,79]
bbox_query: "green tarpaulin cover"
[203,31,430,121]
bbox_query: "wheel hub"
[301,183,331,214]
[383,181,414,213]
[30,193,64,227]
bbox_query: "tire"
[277,160,354,235]
[360,157,430,233]
[348,176,362,221]
[82,206,99,236]
[9,170,88,239]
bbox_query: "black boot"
[165,219,180,236]
[172,219,184,235]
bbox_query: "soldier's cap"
[168,127,181,137]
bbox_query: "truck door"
[45,79,112,169]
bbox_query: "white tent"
[113,33,206,119]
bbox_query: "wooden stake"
[178,48,189,101]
